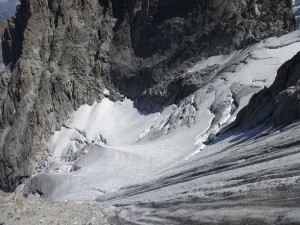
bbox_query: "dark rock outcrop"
[0,0,295,191]
[234,52,300,129]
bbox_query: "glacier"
[22,30,300,205]
[19,29,300,224]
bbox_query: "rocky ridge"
[0,0,296,192]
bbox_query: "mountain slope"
[21,29,300,198]
[104,50,300,225]
[0,1,300,224]
[0,0,296,192]
[110,50,300,225]
[17,31,300,225]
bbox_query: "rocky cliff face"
[0,0,295,191]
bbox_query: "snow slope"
[23,30,300,209]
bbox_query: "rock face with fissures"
[0,0,295,191]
